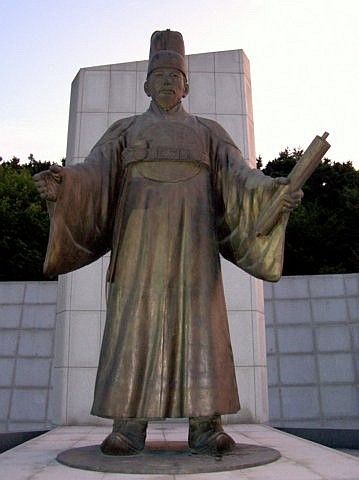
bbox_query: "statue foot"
[100,431,143,455]
[188,415,235,455]
[100,419,148,456]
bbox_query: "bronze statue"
[34,30,303,456]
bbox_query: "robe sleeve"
[213,135,289,282]
[43,138,123,278]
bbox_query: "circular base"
[57,441,281,474]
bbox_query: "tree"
[0,155,59,281]
[259,149,359,275]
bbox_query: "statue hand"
[271,177,303,212]
[281,188,303,212]
[33,164,63,201]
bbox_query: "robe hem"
[90,406,241,421]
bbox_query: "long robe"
[45,102,288,419]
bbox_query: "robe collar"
[148,100,188,119]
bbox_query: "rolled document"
[255,132,331,237]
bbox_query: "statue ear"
[182,81,189,98]
[144,80,151,98]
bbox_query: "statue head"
[144,30,189,111]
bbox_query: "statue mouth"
[160,89,175,94]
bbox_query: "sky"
[1,0,358,167]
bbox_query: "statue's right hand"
[33,164,64,201]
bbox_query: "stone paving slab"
[1,424,359,479]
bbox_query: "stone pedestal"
[51,49,268,426]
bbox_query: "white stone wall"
[54,49,267,426]
[0,282,57,432]
[265,274,359,428]
[0,274,357,431]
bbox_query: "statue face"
[144,68,189,110]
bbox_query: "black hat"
[147,29,187,79]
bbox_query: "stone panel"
[51,367,68,425]
[279,355,317,385]
[281,386,320,419]
[251,277,265,314]
[272,276,309,299]
[252,312,266,366]
[111,61,137,71]
[14,358,51,387]
[277,326,314,353]
[264,300,274,325]
[275,299,312,324]
[82,70,110,112]
[254,367,269,422]
[67,367,109,425]
[24,282,57,304]
[228,311,253,366]
[268,386,280,420]
[215,73,244,114]
[70,260,103,311]
[53,311,70,368]
[321,385,359,417]
[0,359,15,386]
[0,390,11,420]
[214,50,240,73]
[221,259,252,311]
[18,330,53,357]
[352,324,359,349]
[235,366,255,422]
[78,113,108,157]
[242,75,254,120]
[22,304,56,329]
[265,327,276,355]
[10,389,47,421]
[318,353,355,383]
[348,296,359,321]
[344,273,359,296]
[315,325,351,352]
[68,311,101,367]
[188,52,214,72]
[188,72,215,113]
[309,274,345,297]
[0,331,18,356]
[0,305,22,328]
[0,283,25,304]
[109,71,136,112]
[66,112,81,161]
[267,356,278,386]
[312,298,347,323]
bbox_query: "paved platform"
[1,424,359,479]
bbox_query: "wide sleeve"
[214,139,289,282]
[43,139,123,277]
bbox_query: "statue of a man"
[34,30,302,455]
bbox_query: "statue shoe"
[188,415,235,455]
[100,419,148,455]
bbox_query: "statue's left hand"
[272,177,304,212]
